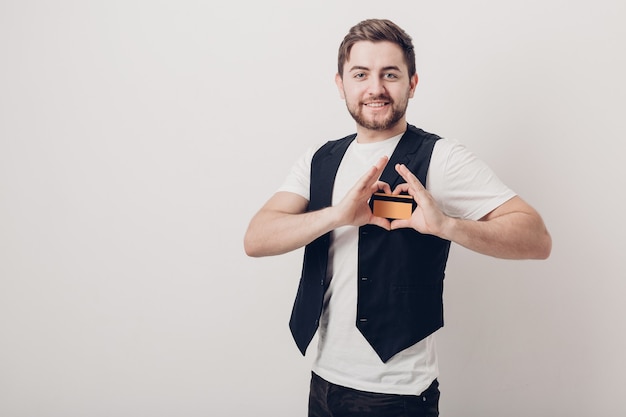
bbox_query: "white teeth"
[366,103,386,107]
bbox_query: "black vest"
[289,124,451,363]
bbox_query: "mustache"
[363,95,393,103]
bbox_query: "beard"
[345,93,410,131]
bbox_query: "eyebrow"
[348,65,402,72]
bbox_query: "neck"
[355,120,407,143]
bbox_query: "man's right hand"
[333,155,392,230]
[244,156,391,257]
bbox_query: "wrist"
[438,215,457,241]
[326,205,346,229]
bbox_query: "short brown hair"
[337,19,416,78]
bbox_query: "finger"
[370,216,391,231]
[373,181,392,194]
[390,218,411,230]
[392,183,410,195]
[395,164,426,192]
[374,155,389,172]
[357,156,389,190]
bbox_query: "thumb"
[390,219,411,230]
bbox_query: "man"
[244,18,551,417]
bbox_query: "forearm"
[244,206,341,257]
[245,157,391,258]
[440,211,552,260]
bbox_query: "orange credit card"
[369,193,416,220]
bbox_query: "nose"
[367,77,386,96]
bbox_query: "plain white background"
[1,1,625,416]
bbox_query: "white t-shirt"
[278,132,516,396]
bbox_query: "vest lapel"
[310,135,356,211]
[378,125,425,190]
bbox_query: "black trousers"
[308,372,440,417]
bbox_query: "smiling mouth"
[364,102,389,108]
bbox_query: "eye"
[353,72,366,79]
[384,73,399,79]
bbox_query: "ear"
[335,73,346,99]
[408,73,419,98]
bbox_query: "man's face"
[336,41,418,134]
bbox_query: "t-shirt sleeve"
[426,138,517,221]
[276,143,322,201]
